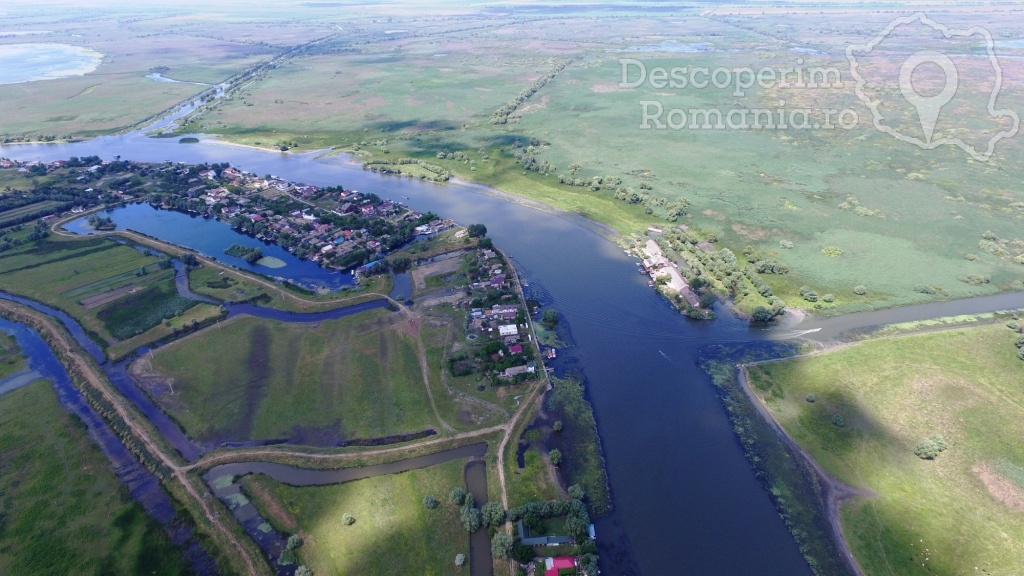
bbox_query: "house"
[508,344,524,355]
[544,556,577,576]
[501,365,529,378]
[498,324,518,337]
[518,521,575,548]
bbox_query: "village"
[1,155,454,274]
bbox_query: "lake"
[65,203,355,291]
[0,43,102,84]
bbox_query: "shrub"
[821,246,843,257]
[805,393,816,403]
[822,293,834,303]
[295,567,312,576]
[482,501,506,527]
[455,554,466,566]
[285,534,303,551]
[913,436,948,460]
[492,532,514,558]
[423,494,439,509]
[553,420,563,433]
[751,306,775,323]
[831,413,845,428]
[802,291,819,303]
[853,285,867,295]
[449,487,466,505]
[1015,336,1024,349]
[549,448,562,466]
[913,284,937,294]
[780,240,794,249]
[568,485,586,500]
[342,513,355,526]
[1018,348,1024,361]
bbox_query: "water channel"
[5,127,1024,575]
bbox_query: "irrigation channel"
[5,117,1024,575]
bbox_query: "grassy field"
[240,458,470,576]
[748,324,1024,576]
[188,6,1024,314]
[0,237,200,352]
[147,309,440,444]
[0,11,284,138]
[0,380,189,575]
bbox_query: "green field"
[240,458,470,576]
[187,6,1024,314]
[748,324,1024,576]
[0,237,200,351]
[0,380,189,575]
[147,310,440,443]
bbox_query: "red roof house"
[545,557,576,576]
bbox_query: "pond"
[64,203,355,291]
[0,43,102,84]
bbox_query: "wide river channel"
[5,129,1024,575]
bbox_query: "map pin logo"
[899,50,958,144]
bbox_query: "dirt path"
[736,364,869,576]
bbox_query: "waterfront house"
[544,556,577,576]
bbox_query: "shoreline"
[736,362,868,576]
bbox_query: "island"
[224,243,262,264]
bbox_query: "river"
[5,130,1024,575]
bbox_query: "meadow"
[191,5,1024,314]
[0,380,189,575]
[240,458,470,576]
[748,323,1024,576]
[0,237,202,353]
[147,309,440,444]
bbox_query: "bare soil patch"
[975,463,1024,513]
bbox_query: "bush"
[853,285,867,295]
[295,567,312,576]
[455,554,466,566]
[913,436,948,460]
[423,494,439,509]
[821,246,843,257]
[342,513,355,526]
[492,532,514,558]
[831,413,845,428]
[549,448,562,466]
[802,291,819,303]
[822,293,834,303]
[286,534,303,551]
[779,240,794,249]
[553,420,563,433]
[805,393,816,403]
[568,484,585,500]
[449,487,466,505]
[482,501,506,526]
[751,306,775,323]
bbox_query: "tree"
[461,497,482,532]
[482,501,506,526]
[853,285,868,295]
[580,554,599,575]
[492,532,514,558]
[553,420,563,433]
[750,306,774,323]
[295,566,313,576]
[568,485,585,500]
[455,554,466,566]
[449,487,466,505]
[286,534,303,551]
[541,309,559,328]
[512,541,536,564]
[423,494,439,509]
[342,513,355,526]
[467,223,487,238]
[549,448,562,466]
